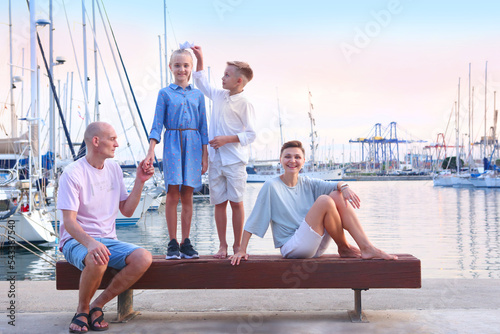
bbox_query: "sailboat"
[247,90,343,182]
[0,128,57,246]
[1,1,57,246]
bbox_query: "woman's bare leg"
[329,191,397,260]
[305,195,360,258]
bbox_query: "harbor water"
[1,180,499,281]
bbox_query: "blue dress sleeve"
[198,92,209,145]
[149,89,167,144]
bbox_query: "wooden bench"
[56,254,421,323]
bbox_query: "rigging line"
[99,0,161,179]
[25,0,76,159]
[97,0,151,142]
[0,232,56,267]
[91,1,146,158]
[82,9,138,165]
[165,4,179,47]
[61,0,91,146]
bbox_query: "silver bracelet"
[340,183,349,191]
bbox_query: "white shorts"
[280,219,331,258]
[208,159,247,205]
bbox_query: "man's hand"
[137,160,155,183]
[87,239,111,266]
[229,251,249,266]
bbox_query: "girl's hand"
[143,151,155,172]
[202,158,208,175]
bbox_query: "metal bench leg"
[348,288,368,323]
[112,289,141,323]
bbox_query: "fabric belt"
[166,128,198,153]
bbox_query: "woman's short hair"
[280,140,305,156]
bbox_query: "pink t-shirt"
[57,157,129,250]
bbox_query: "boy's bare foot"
[361,246,398,260]
[213,246,228,259]
[338,244,361,258]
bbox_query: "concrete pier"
[1,279,499,333]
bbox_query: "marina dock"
[1,279,499,333]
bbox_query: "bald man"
[58,122,154,333]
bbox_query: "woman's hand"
[229,251,249,266]
[340,186,361,209]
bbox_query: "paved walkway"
[1,279,499,333]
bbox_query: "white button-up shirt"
[193,69,256,166]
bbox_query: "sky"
[1,0,499,164]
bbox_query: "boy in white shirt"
[192,45,256,258]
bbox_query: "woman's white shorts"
[280,219,331,258]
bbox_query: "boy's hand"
[191,45,203,60]
[229,251,249,266]
[209,136,233,149]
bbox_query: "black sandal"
[69,312,89,333]
[88,307,109,331]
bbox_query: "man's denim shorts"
[62,238,140,271]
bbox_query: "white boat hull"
[1,210,57,245]
[115,191,156,225]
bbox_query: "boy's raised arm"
[191,46,204,72]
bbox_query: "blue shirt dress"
[149,84,208,188]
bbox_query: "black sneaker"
[180,238,199,259]
[166,239,180,260]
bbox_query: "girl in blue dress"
[145,49,208,259]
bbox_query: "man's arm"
[62,210,111,265]
[119,160,154,217]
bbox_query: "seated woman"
[230,140,397,265]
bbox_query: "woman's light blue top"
[244,176,338,248]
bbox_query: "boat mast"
[29,0,37,211]
[82,0,90,125]
[308,90,316,171]
[164,0,169,85]
[276,87,284,148]
[93,0,99,120]
[9,0,17,137]
[494,91,498,163]
[158,35,163,88]
[468,63,472,169]
[484,61,488,159]
[456,78,460,173]
[49,0,55,164]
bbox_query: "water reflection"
[1,181,499,280]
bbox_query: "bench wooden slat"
[56,254,420,290]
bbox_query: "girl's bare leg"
[180,186,194,241]
[165,185,180,241]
